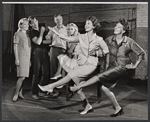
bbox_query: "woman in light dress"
[51,23,80,81]
[13,18,31,102]
[38,16,109,114]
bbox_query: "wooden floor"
[2,73,148,120]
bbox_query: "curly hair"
[86,16,101,33]
[119,18,130,36]
[67,23,79,36]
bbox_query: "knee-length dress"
[67,33,109,84]
[96,35,146,88]
[13,31,31,77]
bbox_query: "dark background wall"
[2,3,148,80]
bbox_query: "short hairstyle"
[54,14,62,18]
[119,18,130,36]
[17,18,28,32]
[67,23,79,36]
[28,16,36,24]
[86,16,101,33]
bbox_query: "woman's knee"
[19,77,25,81]
[101,85,114,97]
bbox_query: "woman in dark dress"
[70,18,146,117]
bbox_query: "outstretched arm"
[48,26,79,43]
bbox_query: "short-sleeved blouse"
[105,35,145,66]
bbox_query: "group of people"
[12,14,146,117]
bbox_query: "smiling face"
[20,20,29,31]
[114,22,125,35]
[30,18,38,29]
[84,20,95,32]
[69,26,76,36]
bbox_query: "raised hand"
[40,26,45,34]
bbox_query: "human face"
[54,16,63,26]
[30,18,38,29]
[114,22,125,35]
[21,20,29,31]
[84,20,94,32]
[69,26,75,36]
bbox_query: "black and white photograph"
[2,1,148,120]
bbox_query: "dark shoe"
[110,108,124,117]
[32,95,40,100]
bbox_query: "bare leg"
[76,81,92,115]
[101,85,121,114]
[70,76,122,114]
[70,76,100,91]
[77,89,92,114]
[38,74,71,93]
[55,63,62,76]
[18,88,25,99]
[13,77,25,102]
[51,63,62,79]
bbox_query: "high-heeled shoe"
[38,85,53,93]
[110,108,124,117]
[50,74,62,80]
[80,104,93,115]
[70,85,82,92]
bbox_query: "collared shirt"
[77,33,109,66]
[46,25,68,50]
[105,35,145,66]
